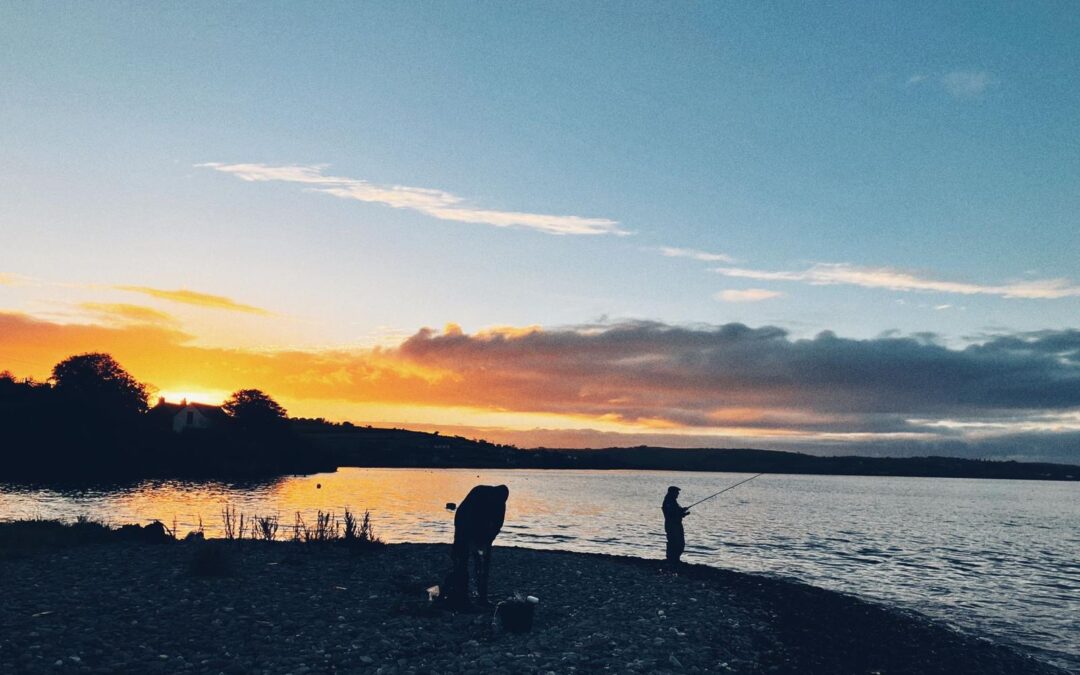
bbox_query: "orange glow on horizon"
[0,309,853,447]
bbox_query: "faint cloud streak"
[0,273,36,287]
[200,163,627,236]
[116,286,272,315]
[906,70,993,98]
[941,70,992,98]
[716,289,784,303]
[660,247,736,263]
[80,302,180,327]
[713,263,1080,300]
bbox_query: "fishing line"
[684,473,764,510]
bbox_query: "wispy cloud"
[712,263,1080,300]
[200,163,627,236]
[940,70,992,98]
[660,246,736,263]
[715,289,784,303]
[116,286,272,315]
[906,70,993,98]
[0,273,35,287]
[80,302,180,326]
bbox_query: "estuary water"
[1,469,1077,670]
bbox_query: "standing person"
[443,484,509,608]
[662,486,690,565]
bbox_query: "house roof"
[150,400,229,421]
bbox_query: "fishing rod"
[684,473,764,510]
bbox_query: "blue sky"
[1,3,1078,456]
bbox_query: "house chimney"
[181,398,187,406]
[158,396,165,406]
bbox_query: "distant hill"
[292,419,1079,481]
[291,418,517,467]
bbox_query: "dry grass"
[221,504,248,540]
[0,505,384,567]
[252,515,279,542]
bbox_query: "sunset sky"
[2,3,1078,460]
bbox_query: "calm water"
[2,469,1078,670]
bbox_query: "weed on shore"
[0,517,114,559]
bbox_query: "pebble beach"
[0,541,1066,674]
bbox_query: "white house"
[150,398,227,433]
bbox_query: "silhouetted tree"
[223,389,287,433]
[50,353,150,415]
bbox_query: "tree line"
[0,353,331,481]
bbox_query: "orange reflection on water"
[104,468,563,541]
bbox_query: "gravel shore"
[0,541,1065,674]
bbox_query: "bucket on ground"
[495,596,538,633]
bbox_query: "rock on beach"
[0,542,1065,674]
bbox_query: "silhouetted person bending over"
[662,486,690,564]
[444,484,509,608]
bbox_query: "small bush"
[356,509,382,548]
[222,504,248,540]
[342,508,358,541]
[253,515,279,542]
[69,516,114,542]
[274,508,382,548]
[0,518,114,559]
[115,521,172,544]
[343,508,383,549]
[292,512,304,542]
[164,516,179,541]
[303,510,338,543]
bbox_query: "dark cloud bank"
[400,322,1080,463]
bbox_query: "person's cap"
[667,486,680,493]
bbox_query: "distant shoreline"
[293,420,1080,483]
[3,460,1079,489]
[1,409,1076,484]
[333,460,1080,482]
